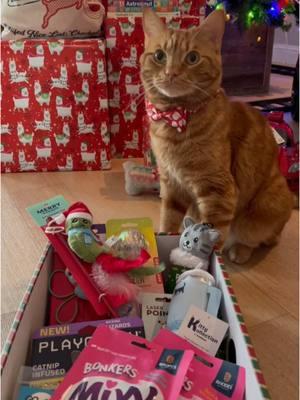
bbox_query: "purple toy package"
[30,317,145,378]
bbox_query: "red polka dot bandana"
[146,101,190,133]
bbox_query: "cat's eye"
[185,51,200,65]
[193,237,199,243]
[72,218,78,223]
[83,219,88,224]
[153,49,167,64]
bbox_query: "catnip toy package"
[14,366,62,400]
[51,326,194,400]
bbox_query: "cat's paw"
[227,243,253,264]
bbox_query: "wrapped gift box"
[105,1,205,158]
[107,0,204,16]
[1,39,111,173]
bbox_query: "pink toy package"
[51,326,194,400]
[154,329,246,400]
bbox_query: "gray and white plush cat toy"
[170,217,221,271]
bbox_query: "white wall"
[272,17,299,67]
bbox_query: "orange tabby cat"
[140,8,294,263]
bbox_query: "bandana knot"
[146,101,190,133]
[145,90,222,133]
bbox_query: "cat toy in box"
[166,217,222,330]
[123,161,160,195]
[164,216,221,294]
[46,202,162,311]
[170,216,221,271]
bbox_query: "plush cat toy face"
[179,216,221,260]
[66,217,92,232]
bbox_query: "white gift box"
[1,235,271,400]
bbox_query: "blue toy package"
[17,385,53,399]
[15,366,62,400]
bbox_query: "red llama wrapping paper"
[105,0,205,158]
[1,39,111,173]
[107,0,204,16]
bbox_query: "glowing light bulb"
[257,35,262,42]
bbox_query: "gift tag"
[140,293,172,340]
[272,127,286,145]
[26,195,69,227]
[177,305,229,356]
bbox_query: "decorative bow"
[146,101,190,133]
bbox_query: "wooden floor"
[1,158,299,399]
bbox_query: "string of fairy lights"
[206,0,298,30]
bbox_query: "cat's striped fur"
[140,8,294,263]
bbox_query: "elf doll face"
[66,217,92,232]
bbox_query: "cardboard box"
[1,39,111,173]
[1,235,271,400]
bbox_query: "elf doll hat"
[51,202,93,226]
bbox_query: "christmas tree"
[207,0,298,30]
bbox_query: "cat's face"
[140,9,225,101]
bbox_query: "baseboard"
[272,44,298,67]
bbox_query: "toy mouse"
[170,216,221,271]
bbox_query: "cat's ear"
[183,216,194,228]
[143,7,166,43]
[195,9,225,50]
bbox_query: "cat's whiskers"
[147,76,212,102]
[132,90,146,103]
[122,83,156,112]
[179,78,212,99]
[136,96,148,108]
